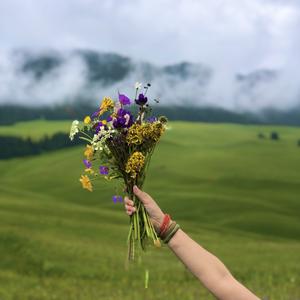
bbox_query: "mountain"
[0,48,299,111]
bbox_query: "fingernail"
[133,185,138,192]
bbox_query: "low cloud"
[0,49,299,111]
[1,0,300,110]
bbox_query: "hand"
[124,185,165,233]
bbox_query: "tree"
[270,132,279,141]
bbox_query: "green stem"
[127,221,133,244]
[133,210,138,240]
[79,136,92,143]
[141,206,151,237]
[79,130,93,140]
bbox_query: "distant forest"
[1,104,300,126]
[0,133,83,159]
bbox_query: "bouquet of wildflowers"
[69,83,167,260]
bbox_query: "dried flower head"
[158,116,168,124]
[151,122,165,141]
[125,151,145,178]
[141,123,153,139]
[126,123,144,145]
[142,122,165,142]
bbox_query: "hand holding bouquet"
[70,83,167,260]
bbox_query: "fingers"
[124,196,134,206]
[124,186,152,216]
[133,185,151,204]
[124,196,135,216]
[125,205,136,215]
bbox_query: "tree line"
[1,103,300,126]
[0,132,83,159]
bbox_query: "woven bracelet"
[160,220,176,239]
[163,223,180,244]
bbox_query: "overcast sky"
[0,0,299,71]
[0,0,299,110]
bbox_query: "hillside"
[0,120,71,140]
[0,121,299,299]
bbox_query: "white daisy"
[135,82,142,90]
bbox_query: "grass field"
[0,121,299,299]
[0,120,71,140]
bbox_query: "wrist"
[159,214,171,236]
[157,214,180,244]
[153,212,164,233]
[167,228,182,248]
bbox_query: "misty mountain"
[236,69,277,87]
[17,49,211,90]
[0,49,299,111]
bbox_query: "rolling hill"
[0,121,299,299]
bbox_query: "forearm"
[168,229,230,293]
[127,188,259,299]
[168,229,259,300]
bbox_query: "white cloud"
[0,0,299,110]
[0,0,299,68]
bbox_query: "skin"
[124,185,260,300]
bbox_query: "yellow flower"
[102,120,107,125]
[79,175,93,192]
[85,168,95,174]
[84,116,91,124]
[141,123,152,139]
[126,123,143,145]
[111,112,117,119]
[99,97,114,115]
[84,145,94,160]
[125,151,145,178]
[143,121,165,142]
[148,122,165,141]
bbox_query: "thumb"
[133,185,150,204]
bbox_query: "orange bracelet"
[159,214,171,236]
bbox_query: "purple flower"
[135,93,148,105]
[95,121,105,134]
[113,108,133,129]
[99,166,109,175]
[91,109,100,119]
[147,116,157,123]
[83,159,92,168]
[118,93,131,105]
[112,195,123,203]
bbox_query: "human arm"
[124,186,259,300]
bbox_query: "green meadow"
[0,120,71,140]
[0,120,299,299]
